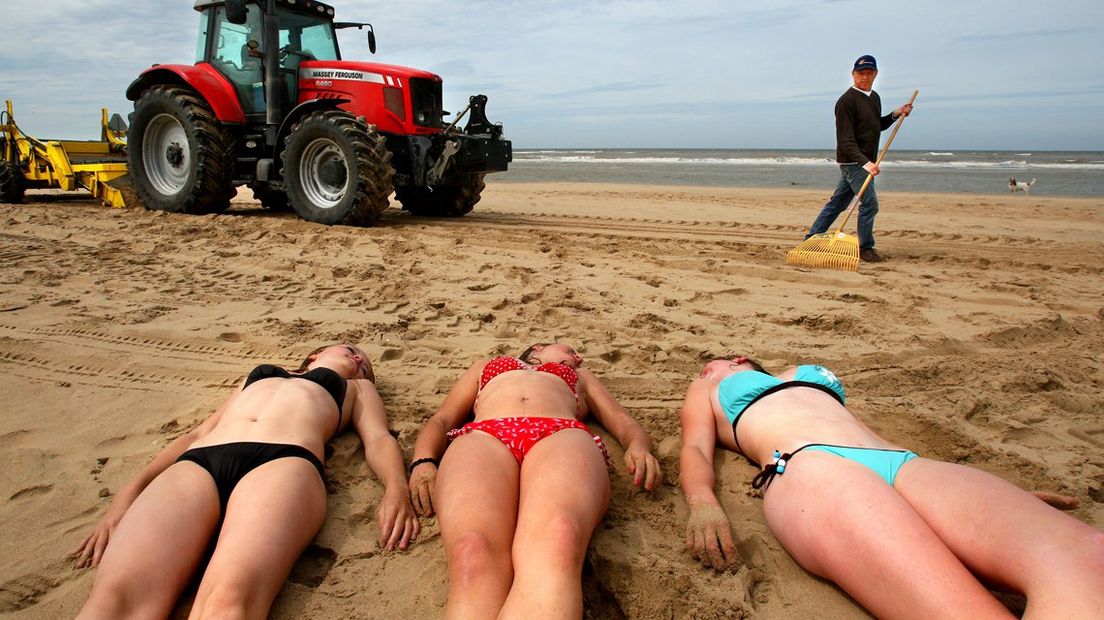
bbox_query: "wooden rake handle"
[835,89,919,233]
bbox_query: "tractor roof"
[193,0,335,17]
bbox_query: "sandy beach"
[1,182,1101,618]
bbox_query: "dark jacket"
[835,88,895,166]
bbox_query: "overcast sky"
[2,0,1101,150]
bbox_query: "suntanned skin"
[73,344,419,620]
[409,343,661,619]
[680,358,1104,619]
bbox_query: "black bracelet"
[409,457,439,473]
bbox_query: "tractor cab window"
[276,10,339,69]
[275,10,339,107]
[209,6,266,115]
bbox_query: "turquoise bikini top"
[717,365,846,452]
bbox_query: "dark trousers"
[806,164,879,250]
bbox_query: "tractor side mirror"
[225,0,247,24]
[334,22,376,54]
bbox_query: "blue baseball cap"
[853,55,877,71]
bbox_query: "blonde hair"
[295,344,375,382]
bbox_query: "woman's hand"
[69,500,129,568]
[377,488,420,551]
[624,443,661,492]
[408,461,438,517]
[686,500,738,569]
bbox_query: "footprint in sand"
[1067,426,1104,448]
[0,429,30,448]
[382,302,409,315]
[379,349,404,362]
[0,571,64,613]
[9,484,53,501]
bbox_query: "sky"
[1,0,1101,150]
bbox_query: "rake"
[786,90,919,271]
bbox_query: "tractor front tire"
[0,161,25,204]
[128,85,236,214]
[395,173,486,217]
[283,110,393,226]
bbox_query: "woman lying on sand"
[680,356,1104,618]
[73,344,418,619]
[408,342,661,618]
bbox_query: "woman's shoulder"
[243,363,287,384]
[461,357,497,378]
[346,377,382,406]
[697,360,739,382]
[794,363,836,376]
[471,356,499,369]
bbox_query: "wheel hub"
[317,157,347,189]
[165,143,185,168]
[299,138,349,209]
[143,113,190,196]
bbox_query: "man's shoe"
[860,248,886,262]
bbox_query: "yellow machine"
[0,100,131,208]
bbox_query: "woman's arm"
[407,360,483,516]
[70,382,240,568]
[680,378,738,568]
[577,367,661,492]
[348,380,419,551]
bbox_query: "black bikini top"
[243,364,347,439]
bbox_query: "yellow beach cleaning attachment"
[786,90,918,271]
[1,100,131,208]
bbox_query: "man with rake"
[805,55,913,263]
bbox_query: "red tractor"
[126,0,511,225]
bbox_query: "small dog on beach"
[1008,177,1036,195]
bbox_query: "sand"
[1,182,1101,618]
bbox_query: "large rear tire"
[282,110,393,226]
[0,161,25,204]
[128,85,236,214]
[395,173,486,217]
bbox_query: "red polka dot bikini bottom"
[447,417,611,467]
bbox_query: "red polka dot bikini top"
[479,356,579,396]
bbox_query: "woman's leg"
[78,462,221,620]
[761,451,1012,619]
[500,429,610,619]
[436,432,520,620]
[894,458,1104,618]
[188,458,327,620]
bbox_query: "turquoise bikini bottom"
[752,444,919,489]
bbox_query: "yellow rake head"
[785,231,860,272]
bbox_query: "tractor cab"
[195,0,351,119]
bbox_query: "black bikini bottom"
[177,442,324,514]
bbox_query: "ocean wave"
[513,154,838,166]
[926,152,954,156]
[899,160,1104,170]
[512,154,1104,170]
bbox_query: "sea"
[502,149,1104,198]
